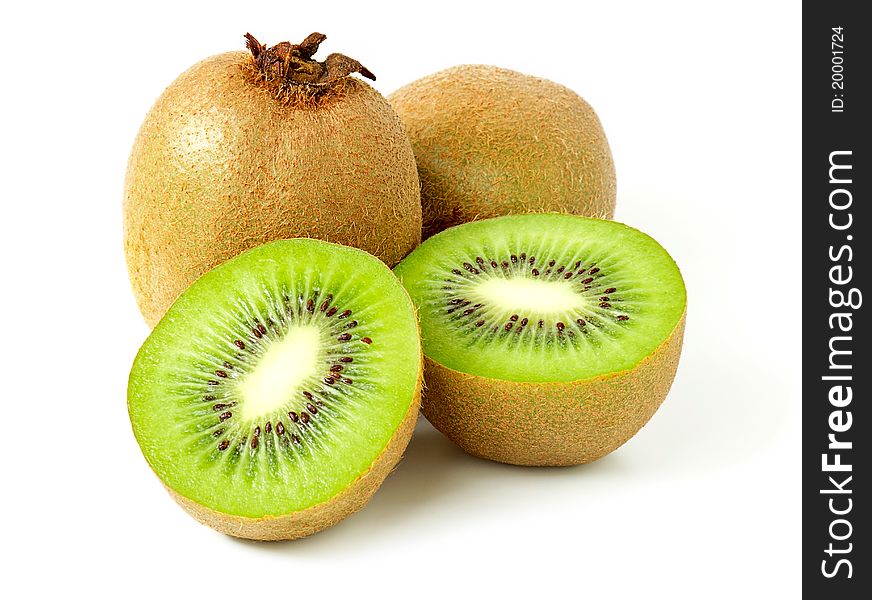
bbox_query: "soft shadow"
[230,419,636,553]
[620,332,795,479]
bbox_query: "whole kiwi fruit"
[389,65,616,238]
[124,33,422,326]
[394,214,685,466]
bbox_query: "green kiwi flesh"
[128,239,421,528]
[394,214,685,382]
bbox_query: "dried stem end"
[244,32,375,94]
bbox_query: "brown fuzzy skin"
[166,379,421,541]
[388,64,616,238]
[422,314,685,466]
[124,51,421,326]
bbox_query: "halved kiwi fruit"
[394,214,686,466]
[128,239,422,540]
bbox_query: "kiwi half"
[128,239,422,540]
[389,65,616,238]
[394,214,685,466]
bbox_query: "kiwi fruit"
[124,33,421,327]
[388,65,616,238]
[128,239,422,540]
[393,214,685,466]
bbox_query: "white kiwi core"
[237,325,322,421]
[473,277,587,316]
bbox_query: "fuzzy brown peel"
[421,313,686,466]
[124,49,421,326]
[389,64,616,238]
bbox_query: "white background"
[1,1,800,597]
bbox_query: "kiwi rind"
[421,315,684,466]
[125,48,421,327]
[128,239,423,540]
[388,64,615,238]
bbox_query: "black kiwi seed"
[564,272,573,279]
[538,319,544,328]
[289,411,299,422]
[303,391,314,401]
[338,333,352,341]
[556,322,565,331]
[589,267,600,274]
[306,299,314,313]
[340,357,353,363]
[330,365,343,372]
[207,380,219,386]
[234,339,245,349]
[490,260,498,268]
[215,369,228,378]
[511,255,518,264]
[577,318,586,327]
[452,269,462,275]
[521,318,529,326]
[213,429,224,438]
[548,260,556,267]
[292,434,300,444]
[218,440,230,451]
[476,257,484,265]
[265,422,272,434]
[342,377,353,384]
[532,268,540,276]
[276,422,285,435]
[306,403,318,414]
[617,315,630,321]
[326,307,337,317]
[556,266,565,274]
[338,310,352,319]
[219,411,232,421]
[346,320,358,328]
[529,256,536,264]
[300,412,310,424]
[501,261,509,268]
[204,395,215,401]
[510,314,519,322]
[604,287,617,294]
[462,308,475,316]
[252,327,263,339]
[582,277,594,284]
[475,320,485,327]
[361,337,372,344]
[504,322,513,331]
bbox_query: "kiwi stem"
[244,32,375,88]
